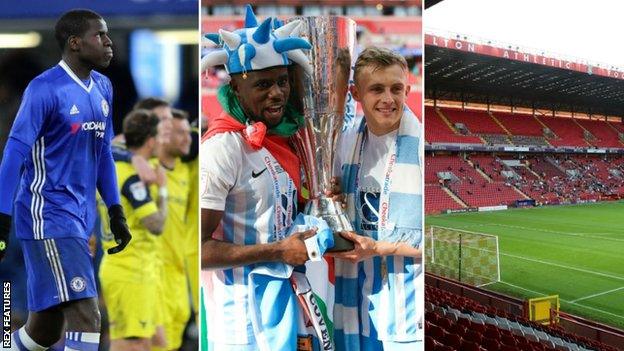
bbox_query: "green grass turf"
[426,201,624,329]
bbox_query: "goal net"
[425,226,500,287]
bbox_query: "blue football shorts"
[20,237,97,312]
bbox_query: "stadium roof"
[425,34,624,117]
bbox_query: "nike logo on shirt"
[252,168,267,178]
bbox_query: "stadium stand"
[424,102,624,213]
[468,155,509,182]
[575,119,623,148]
[536,116,589,148]
[424,150,624,213]
[425,184,465,213]
[442,108,507,135]
[426,274,622,351]
[493,112,544,137]
[448,181,524,208]
[480,134,512,146]
[425,106,484,144]
[424,153,527,209]
[423,105,624,149]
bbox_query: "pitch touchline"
[501,252,624,282]
[499,281,624,320]
[460,222,624,243]
[570,286,624,303]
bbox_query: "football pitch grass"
[426,201,624,330]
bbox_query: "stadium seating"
[575,118,623,148]
[442,108,507,135]
[493,112,544,137]
[425,285,619,351]
[425,184,464,214]
[608,121,624,134]
[468,155,509,182]
[424,151,624,212]
[536,116,589,147]
[425,106,624,149]
[425,153,525,208]
[448,181,524,208]
[425,106,484,144]
[480,134,512,146]
[425,154,485,183]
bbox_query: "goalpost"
[426,226,501,287]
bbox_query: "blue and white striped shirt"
[200,131,298,345]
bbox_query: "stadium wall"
[425,272,524,317]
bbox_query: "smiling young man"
[0,9,131,351]
[332,47,423,351]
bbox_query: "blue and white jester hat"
[201,5,312,76]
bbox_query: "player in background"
[116,97,173,348]
[332,47,423,351]
[0,9,131,351]
[99,109,168,350]
[111,98,174,185]
[107,98,195,349]
[172,108,200,324]
[157,111,193,350]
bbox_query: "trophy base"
[304,197,355,252]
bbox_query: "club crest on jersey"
[70,277,86,292]
[101,99,109,117]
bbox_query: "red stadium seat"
[461,340,484,351]
[464,329,483,344]
[429,325,445,339]
[437,316,453,330]
[483,337,500,351]
[425,336,437,350]
[442,333,462,349]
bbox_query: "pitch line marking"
[570,286,624,303]
[498,280,547,296]
[458,222,624,243]
[501,252,624,282]
[498,281,624,321]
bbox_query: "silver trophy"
[290,16,357,251]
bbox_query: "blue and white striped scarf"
[247,214,335,351]
[341,105,423,245]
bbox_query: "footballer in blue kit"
[0,9,132,351]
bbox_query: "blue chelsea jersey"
[10,61,114,240]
